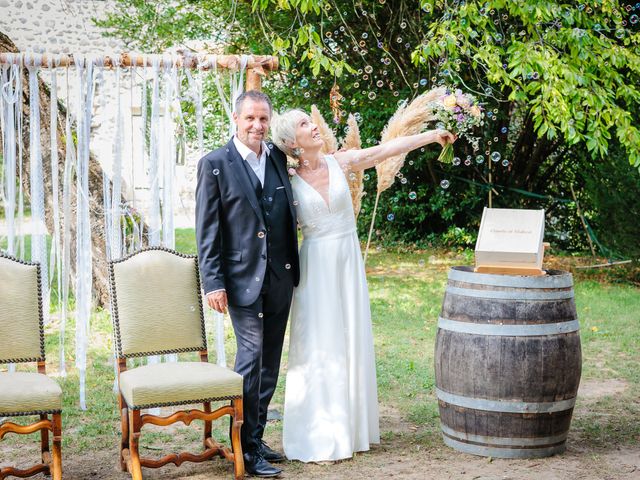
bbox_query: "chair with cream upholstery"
[0,252,63,480]
[108,247,244,480]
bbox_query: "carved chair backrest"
[0,252,45,364]
[108,248,207,359]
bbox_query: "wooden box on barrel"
[475,208,545,275]
[435,267,582,458]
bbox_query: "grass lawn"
[1,228,639,476]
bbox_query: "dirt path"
[6,384,639,480]
[54,429,640,480]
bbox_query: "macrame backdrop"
[0,51,253,408]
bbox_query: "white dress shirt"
[233,136,268,186]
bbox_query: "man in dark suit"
[196,90,299,477]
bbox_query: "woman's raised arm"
[334,129,456,172]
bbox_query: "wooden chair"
[108,247,244,480]
[0,252,63,480]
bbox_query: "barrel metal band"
[448,268,574,289]
[440,424,568,447]
[436,388,577,413]
[446,285,574,300]
[442,435,567,459]
[437,317,581,336]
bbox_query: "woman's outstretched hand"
[432,129,457,147]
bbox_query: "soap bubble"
[440,179,450,189]
[212,169,220,175]
[452,157,461,166]
[387,213,395,221]
[502,159,509,167]
[408,191,417,200]
[300,78,309,87]
[476,155,485,164]
[491,151,501,162]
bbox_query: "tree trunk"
[1,31,144,308]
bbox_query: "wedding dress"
[282,155,380,462]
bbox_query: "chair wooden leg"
[231,398,245,480]
[51,413,62,480]
[120,401,130,471]
[203,401,212,448]
[128,409,143,480]
[39,413,50,465]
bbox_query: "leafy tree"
[96,0,640,251]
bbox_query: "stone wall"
[0,0,197,228]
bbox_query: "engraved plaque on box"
[475,208,545,275]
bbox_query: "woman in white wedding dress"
[271,110,455,463]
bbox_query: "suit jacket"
[195,138,300,306]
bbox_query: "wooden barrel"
[435,266,582,458]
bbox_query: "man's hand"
[206,290,228,314]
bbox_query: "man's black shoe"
[243,451,282,478]
[259,440,286,463]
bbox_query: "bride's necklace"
[298,156,326,174]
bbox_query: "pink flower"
[288,168,297,176]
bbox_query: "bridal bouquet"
[430,89,484,164]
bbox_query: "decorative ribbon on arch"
[0,50,263,405]
[74,54,96,411]
[26,53,50,325]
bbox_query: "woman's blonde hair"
[270,109,308,157]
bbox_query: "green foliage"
[94,0,231,51]
[94,0,640,251]
[581,143,640,258]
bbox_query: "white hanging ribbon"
[16,54,25,261]
[1,59,19,256]
[27,53,50,325]
[60,126,72,376]
[148,55,162,246]
[1,57,21,375]
[59,65,75,378]
[146,55,163,413]
[130,53,146,253]
[74,54,96,410]
[161,55,176,250]
[164,58,184,364]
[49,58,62,317]
[111,62,124,260]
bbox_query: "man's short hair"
[235,90,273,116]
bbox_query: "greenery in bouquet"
[428,89,484,165]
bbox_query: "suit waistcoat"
[260,155,295,281]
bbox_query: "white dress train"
[283,155,380,462]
